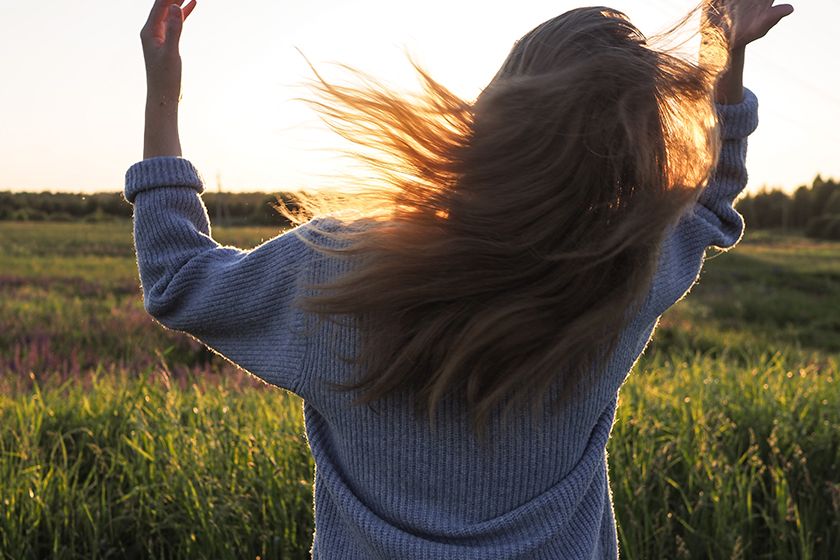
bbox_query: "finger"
[164,5,184,48]
[145,0,178,31]
[182,0,197,21]
[765,4,795,30]
[771,3,795,19]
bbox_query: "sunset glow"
[0,0,837,194]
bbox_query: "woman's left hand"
[140,0,197,102]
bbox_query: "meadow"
[1,221,838,559]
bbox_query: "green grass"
[0,372,314,560]
[652,233,840,354]
[614,351,840,559]
[0,222,283,378]
[1,222,839,559]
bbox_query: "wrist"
[146,88,181,111]
[715,47,745,105]
[144,97,182,159]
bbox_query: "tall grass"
[613,351,840,559]
[1,370,313,560]
[2,352,837,559]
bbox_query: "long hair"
[285,3,730,431]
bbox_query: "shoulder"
[289,215,374,282]
[296,215,376,247]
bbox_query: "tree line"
[735,175,840,240]
[1,175,838,239]
[0,191,296,228]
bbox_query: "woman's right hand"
[708,0,794,50]
[704,1,794,103]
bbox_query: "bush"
[805,215,840,240]
[9,208,46,221]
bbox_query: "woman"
[127,1,793,557]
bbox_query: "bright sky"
[1,0,837,194]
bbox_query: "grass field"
[1,221,839,559]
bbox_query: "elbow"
[695,202,745,250]
[712,212,745,250]
[143,291,180,331]
[140,276,193,332]
[136,248,223,331]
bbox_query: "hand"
[707,0,794,51]
[140,0,197,102]
[140,0,196,159]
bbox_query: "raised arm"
[636,0,792,321]
[696,0,793,209]
[637,92,757,321]
[127,1,317,393]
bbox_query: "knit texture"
[125,89,759,559]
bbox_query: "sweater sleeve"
[638,88,759,322]
[124,157,312,394]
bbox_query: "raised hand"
[707,0,794,50]
[140,0,197,102]
[140,0,197,159]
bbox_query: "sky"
[1,0,838,195]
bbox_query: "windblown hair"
[286,3,730,430]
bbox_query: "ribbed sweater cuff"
[716,87,759,140]
[124,157,204,204]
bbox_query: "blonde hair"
[285,3,730,431]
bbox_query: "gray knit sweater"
[125,89,758,559]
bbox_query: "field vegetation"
[1,221,839,559]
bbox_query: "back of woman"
[128,0,792,557]
[300,291,621,557]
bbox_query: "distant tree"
[0,190,292,226]
[825,190,840,216]
[735,175,840,237]
[791,186,811,228]
[810,178,839,217]
[806,215,840,240]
